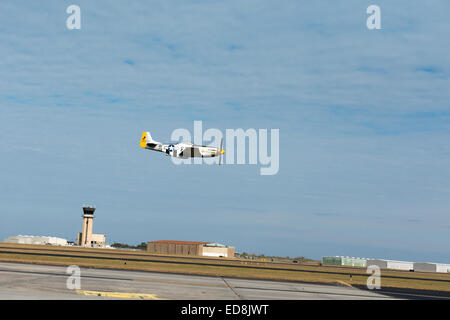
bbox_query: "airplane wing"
[179,147,203,158]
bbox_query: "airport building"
[147,240,235,258]
[77,206,106,248]
[342,257,367,267]
[414,262,437,272]
[321,256,343,266]
[322,256,450,273]
[4,235,68,246]
[365,259,414,271]
[321,256,367,267]
[437,264,450,273]
[385,260,414,271]
[202,243,235,258]
[366,259,388,269]
[414,262,450,273]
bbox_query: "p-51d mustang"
[139,131,225,165]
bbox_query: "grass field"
[1,243,449,292]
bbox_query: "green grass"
[1,243,449,292]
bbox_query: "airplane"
[139,131,225,165]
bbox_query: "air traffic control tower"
[77,206,106,247]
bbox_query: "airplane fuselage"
[140,132,225,159]
[147,142,221,159]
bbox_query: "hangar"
[414,262,450,273]
[147,240,235,258]
[322,256,449,273]
[4,235,68,246]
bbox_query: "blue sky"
[0,1,449,262]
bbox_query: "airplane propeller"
[219,138,223,166]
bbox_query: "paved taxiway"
[0,261,396,300]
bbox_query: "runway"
[0,261,397,300]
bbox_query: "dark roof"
[149,240,212,245]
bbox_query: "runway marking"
[221,277,242,300]
[75,290,164,300]
[1,262,449,300]
[0,266,228,289]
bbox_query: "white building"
[436,263,450,273]
[386,260,414,271]
[4,235,68,246]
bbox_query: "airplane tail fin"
[140,131,154,148]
